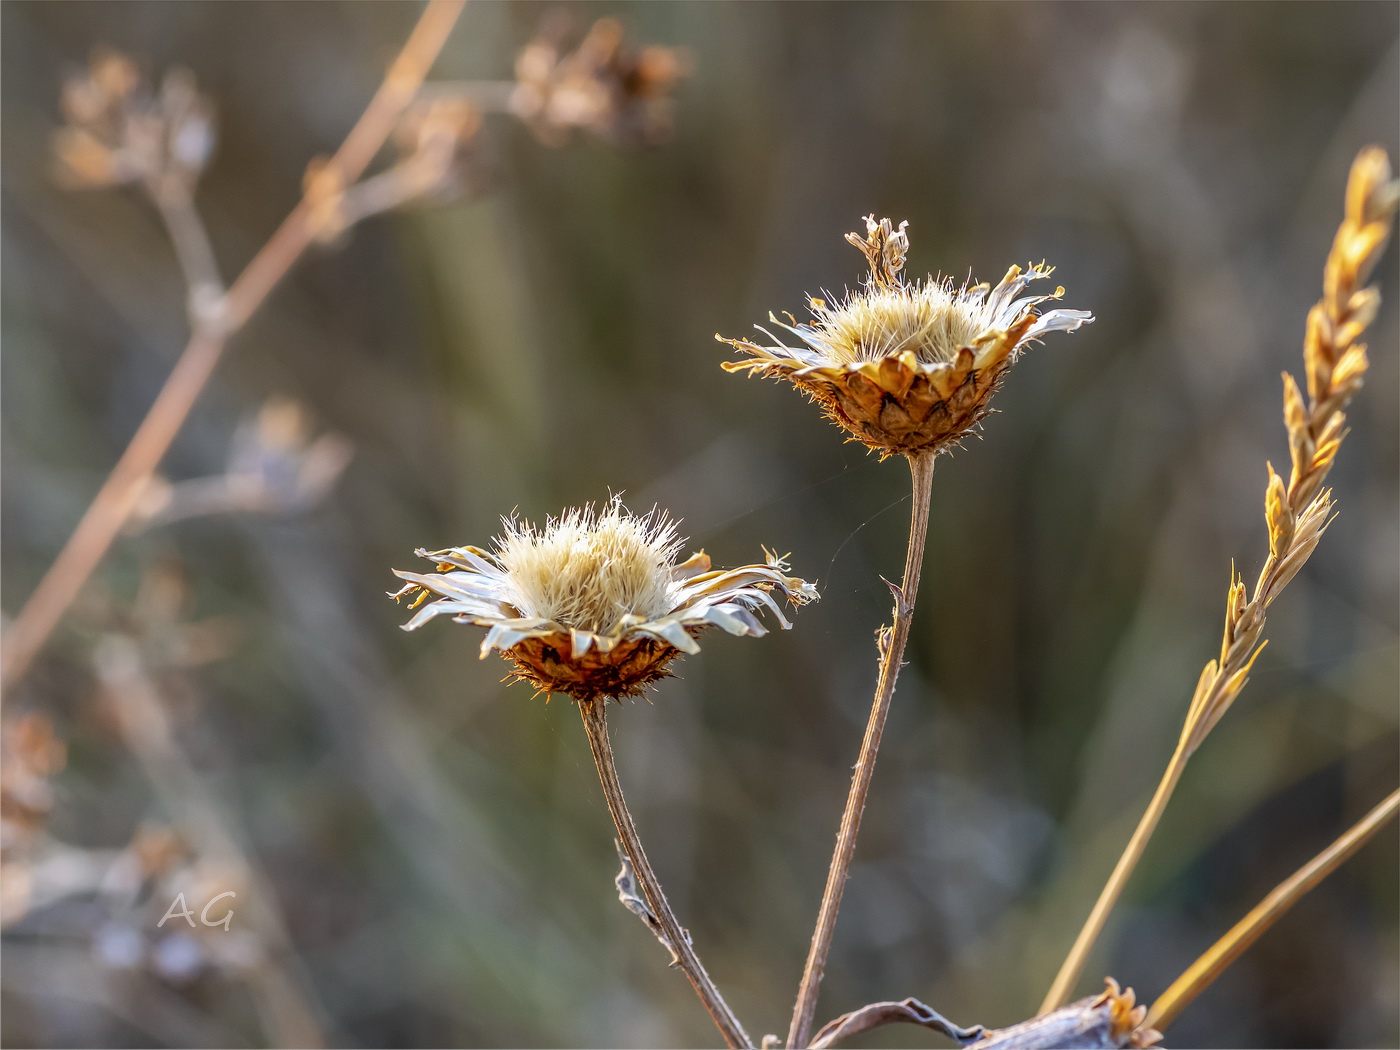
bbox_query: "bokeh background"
[3,2,1397,1047]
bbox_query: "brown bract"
[720,216,1093,457]
[505,632,686,701]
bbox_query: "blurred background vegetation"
[2,2,1397,1047]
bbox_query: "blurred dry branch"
[94,623,328,1046]
[0,0,466,693]
[128,397,353,530]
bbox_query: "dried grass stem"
[1145,787,1400,1033]
[787,450,936,1048]
[1039,146,1397,1015]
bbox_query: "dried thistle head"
[389,497,817,702]
[53,48,214,192]
[720,216,1093,458]
[965,979,1160,1049]
[511,15,691,146]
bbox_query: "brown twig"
[578,699,752,1049]
[1144,786,1400,1034]
[788,449,937,1048]
[0,0,466,693]
[1039,146,1399,1013]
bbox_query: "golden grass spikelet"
[389,496,817,701]
[1186,146,1397,753]
[718,215,1093,457]
[1040,145,1398,1019]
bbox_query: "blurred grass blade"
[1145,787,1400,1033]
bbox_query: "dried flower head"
[389,498,817,701]
[511,15,691,146]
[720,216,1093,457]
[961,979,1160,1049]
[53,48,214,192]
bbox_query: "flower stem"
[1038,738,1191,1014]
[578,699,753,1049]
[787,450,937,1049]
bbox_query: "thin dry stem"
[1145,787,1400,1033]
[788,450,937,1049]
[1040,145,1398,1013]
[94,635,329,1048]
[0,0,466,693]
[149,179,224,324]
[578,699,752,1049]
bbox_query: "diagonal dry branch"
[1,0,466,693]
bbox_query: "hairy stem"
[0,0,466,692]
[1145,786,1400,1033]
[788,450,937,1049]
[1039,739,1191,1013]
[578,699,753,1049]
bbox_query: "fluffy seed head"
[495,503,681,634]
[389,497,818,702]
[806,279,999,367]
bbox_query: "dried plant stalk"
[578,699,752,1049]
[0,0,466,693]
[788,449,936,1048]
[1040,146,1399,1013]
[1145,787,1400,1033]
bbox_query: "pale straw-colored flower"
[389,498,817,701]
[719,216,1094,457]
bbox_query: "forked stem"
[1039,737,1191,1013]
[1145,786,1399,1032]
[578,699,753,1049]
[788,450,937,1049]
[0,0,466,692]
